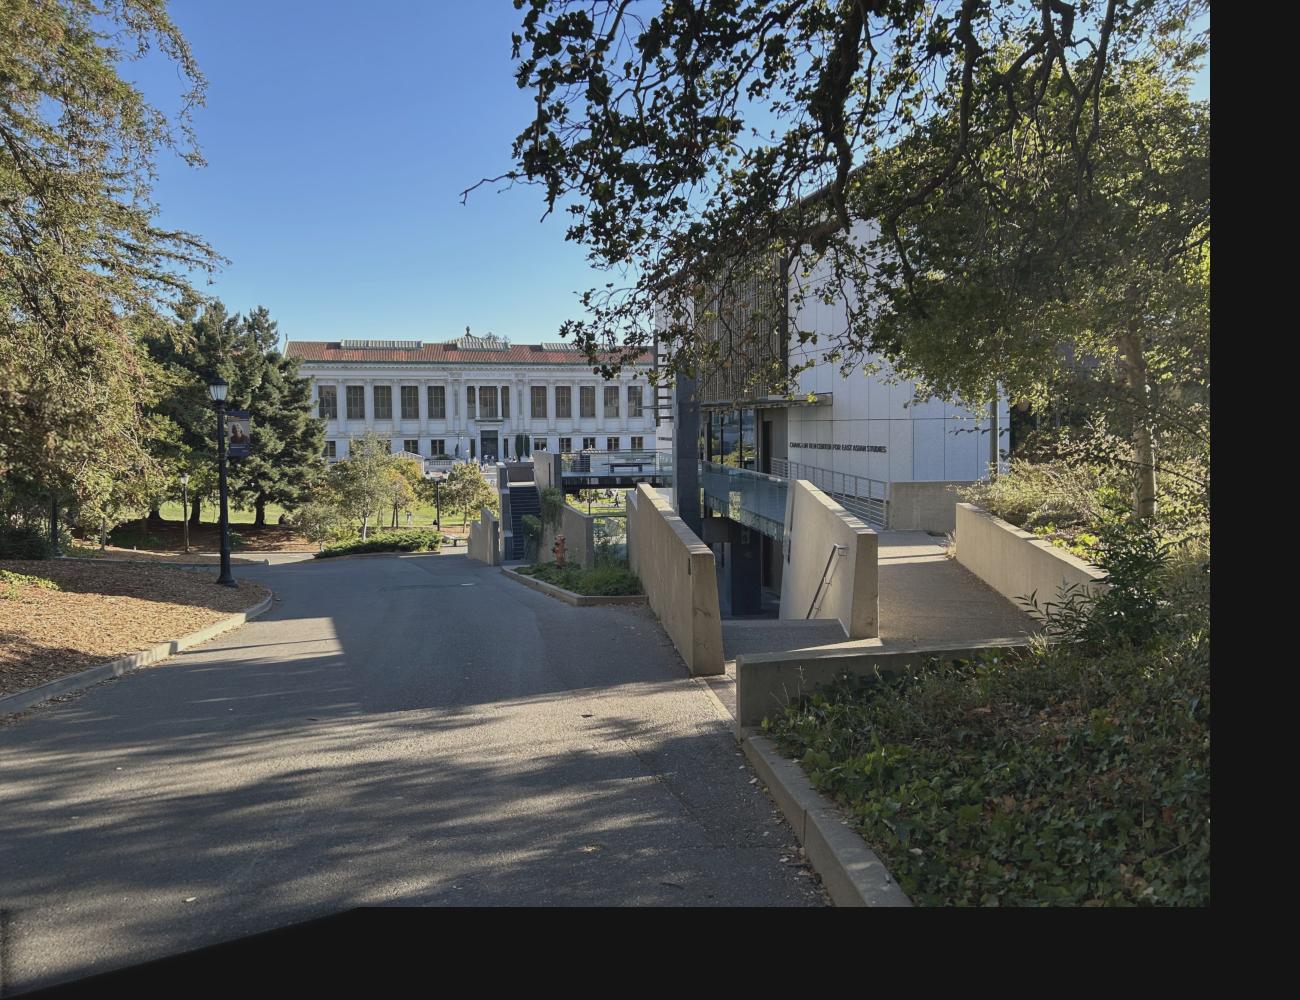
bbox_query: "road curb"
[740,729,912,908]
[0,591,275,717]
[56,556,270,568]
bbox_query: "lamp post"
[180,472,191,554]
[208,378,236,587]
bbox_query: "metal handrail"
[768,458,889,527]
[807,543,847,619]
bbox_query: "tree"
[441,462,499,529]
[227,308,327,526]
[386,457,423,528]
[328,432,399,540]
[575,489,601,516]
[862,58,1209,521]
[477,1,1207,523]
[0,0,220,544]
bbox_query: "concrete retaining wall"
[539,503,596,570]
[954,502,1107,614]
[887,481,974,533]
[468,507,501,565]
[735,637,1032,730]
[778,480,879,640]
[627,484,724,676]
[534,453,563,493]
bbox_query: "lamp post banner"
[227,410,252,457]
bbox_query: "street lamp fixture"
[179,472,191,554]
[208,377,236,587]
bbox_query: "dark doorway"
[480,430,498,462]
[761,418,773,474]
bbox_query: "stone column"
[674,370,701,534]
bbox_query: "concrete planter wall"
[468,507,500,565]
[627,484,724,676]
[954,502,1107,614]
[887,481,975,533]
[778,480,879,640]
[538,503,596,570]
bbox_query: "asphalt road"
[0,552,825,990]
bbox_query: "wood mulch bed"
[0,561,270,698]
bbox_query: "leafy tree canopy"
[475,0,1207,393]
[0,0,220,522]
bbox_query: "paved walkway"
[0,552,824,990]
[705,530,1039,719]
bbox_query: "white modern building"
[657,219,1010,613]
[286,332,657,464]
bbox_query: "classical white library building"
[286,332,658,463]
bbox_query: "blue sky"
[136,2,1208,349]
[138,1,597,347]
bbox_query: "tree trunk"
[361,514,369,541]
[49,496,59,553]
[1118,331,1157,521]
[147,506,164,524]
[253,497,266,528]
[189,495,202,527]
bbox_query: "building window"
[431,439,445,457]
[631,436,644,450]
[428,385,446,419]
[403,439,419,454]
[466,386,476,420]
[324,440,336,458]
[628,385,643,419]
[559,436,573,452]
[606,437,620,451]
[501,385,510,419]
[531,385,548,419]
[582,436,596,451]
[318,386,337,420]
[400,385,419,420]
[374,385,392,420]
[580,386,595,418]
[480,386,498,419]
[346,385,365,420]
[469,438,476,460]
[555,385,572,418]
[533,437,548,451]
[603,386,620,418]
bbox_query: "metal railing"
[769,458,889,527]
[560,450,673,479]
[699,461,789,538]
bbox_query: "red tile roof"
[286,341,652,366]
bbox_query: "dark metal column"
[673,369,702,535]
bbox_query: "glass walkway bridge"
[556,452,889,537]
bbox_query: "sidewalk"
[704,530,1039,720]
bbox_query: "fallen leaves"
[1,560,270,697]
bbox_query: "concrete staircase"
[507,484,540,561]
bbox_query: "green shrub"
[314,529,442,559]
[765,521,1210,906]
[960,459,1126,532]
[515,561,642,596]
[0,524,52,560]
[1,568,61,599]
[538,487,565,529]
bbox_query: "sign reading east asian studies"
[227,410,252,458]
